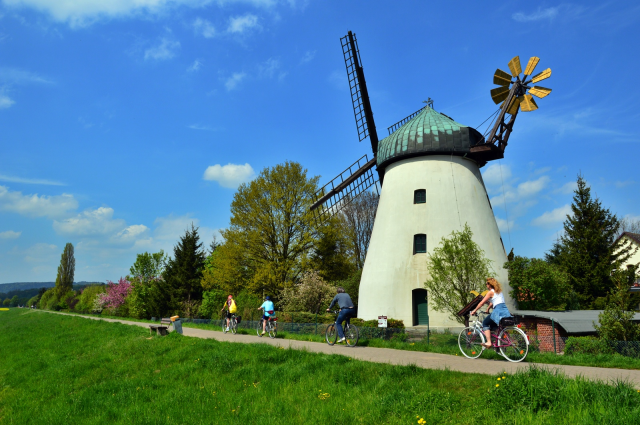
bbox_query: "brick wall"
[520,317,568,353]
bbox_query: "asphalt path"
[39,310,640,388]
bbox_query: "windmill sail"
[341,31,379,155]
[310,155,378,224]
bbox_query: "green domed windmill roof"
[376,106,485,170]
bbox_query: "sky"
[1,0,639,283]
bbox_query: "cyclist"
[326,287,355,343]
[257,295,276,335]
[221,294,237,332]
[470,278,512,348]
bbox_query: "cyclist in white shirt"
[470,278,512,348]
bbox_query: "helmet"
[265,295,271,301]
[228,295,233,300]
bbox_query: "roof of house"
[614,231,640,247]
[514,309,640,334]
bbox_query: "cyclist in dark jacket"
[326,287,355,343]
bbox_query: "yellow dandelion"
[496,384,499,387]
[497,378,501,381]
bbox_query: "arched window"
[413,234,426,254]
[414,189,426,204]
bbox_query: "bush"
[75,285,105,313]
[565,336,613,356]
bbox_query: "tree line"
[31,161,378,319]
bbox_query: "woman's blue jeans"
[336,308,355,338]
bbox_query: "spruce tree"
[163,225,206,311]
[55,243,75,296]
[558,175,633,308]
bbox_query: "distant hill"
[0,281,102,293]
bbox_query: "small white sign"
[378,316,388,328]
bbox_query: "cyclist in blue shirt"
[258,296,275,336]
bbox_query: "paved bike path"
[41,310,640,388]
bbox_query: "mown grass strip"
[2,309,640,424]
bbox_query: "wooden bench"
[149,318,172,336]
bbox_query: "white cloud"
[482,163,512,187]
[0,230,21,239]
[0,94,15,109]
[203,163,255,188]
[512,7,559,22]
[224,72,246,91]
[258,57,286,80]
[188,124,216,131]
[554,181,577,194]
[144,37,180,61]
[300,50,315,64]
[0,67,53,84]
[150,214,219,251]
[23,242,58,264]
[193,17,215,38]
[615,180,635,188]
[0,174,65,185]
[495,217,515,233]
[490,176,550,205]
[53,206,126,236]
[115,224,149,243]
[187,59,202,72]
[532,204,572,227]
[227,14,259,34]
[0,185,78,219]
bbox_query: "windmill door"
[412,289,429,326]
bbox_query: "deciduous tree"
[221,161,319,296]
[424,224,494,324]
[505,256,571,311]
[339,191,378,269]
[55,243,75,296]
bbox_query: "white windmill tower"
[310,32,552,329]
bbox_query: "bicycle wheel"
[344,324,359,347]
[268,321,277,339]
[498,327,529,362]
[231,317,237,335]
[458,327,485,359]
[257,319,264,337]
[222,317,228,334]
[325,324,337,346]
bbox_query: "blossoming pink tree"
[102,277,133,311]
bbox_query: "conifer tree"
[557,175,633,308]
[164,225,206,311]
[55,243,75,296]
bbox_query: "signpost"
[378,316,387,328]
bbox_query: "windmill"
[311,31,552,329]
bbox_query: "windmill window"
[414,189,426,204]
[414,234,427,254]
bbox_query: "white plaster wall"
[621,237,640,283]
[358,155,513,328]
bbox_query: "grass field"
[2,308,640,424]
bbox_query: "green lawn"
[1,308,640,424]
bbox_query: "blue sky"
[1,0,639,283]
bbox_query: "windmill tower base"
[357,155,513,329]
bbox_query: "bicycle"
[257,313,277,339]
[458,312,529,362]
[325,309,359,347]
[222,312,238,335]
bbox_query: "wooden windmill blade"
[310,155,379,225]
[341,31,379,155]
